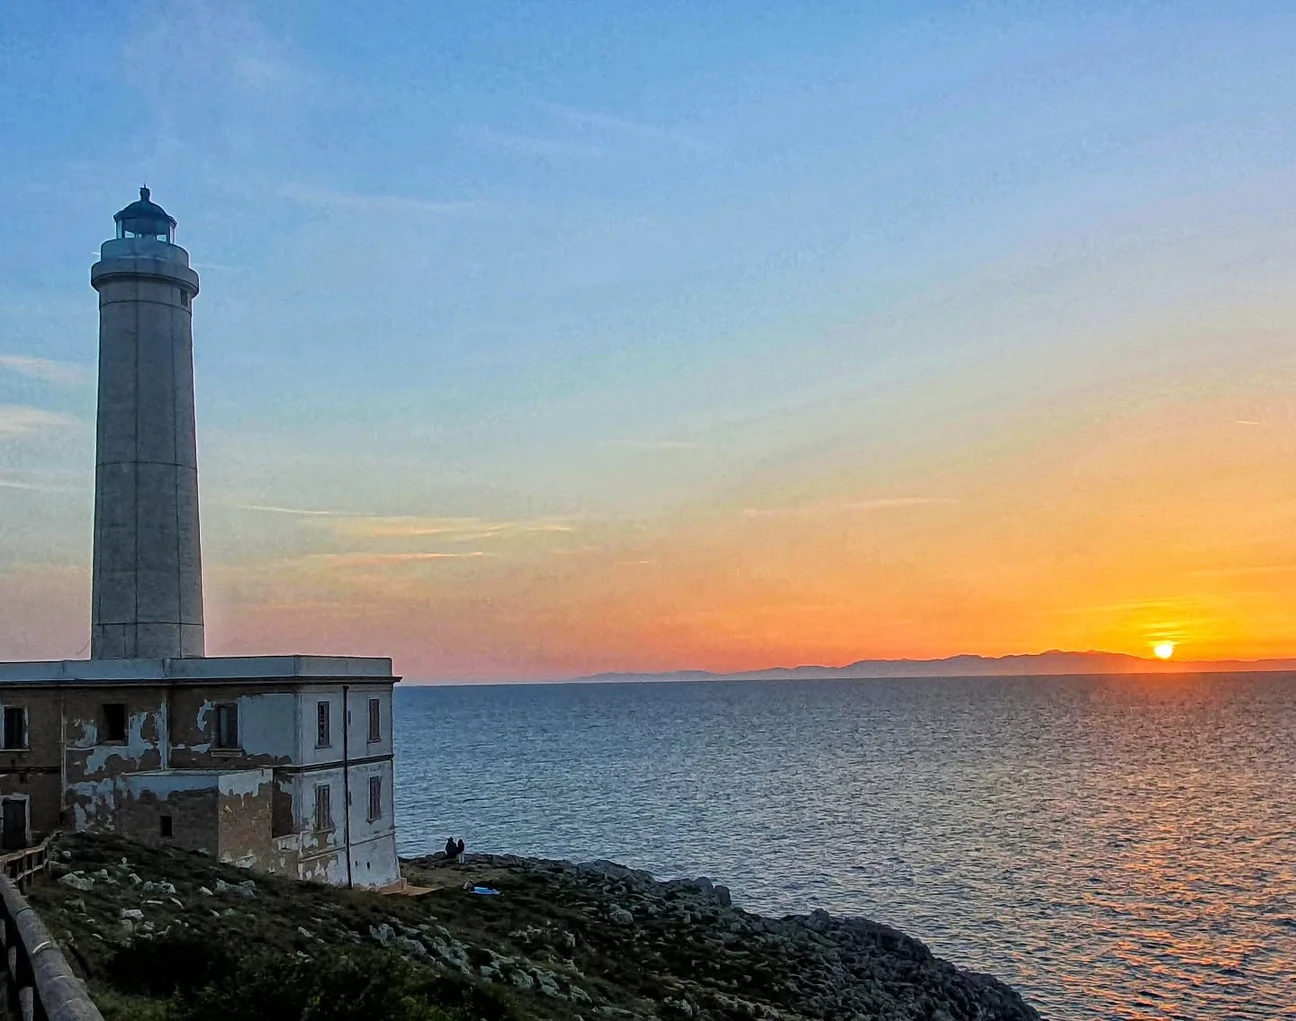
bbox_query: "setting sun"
[1153,642,1176,660]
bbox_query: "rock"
[126,873,142,886]
[120,909,144,921]
[534,969,563,998]
[511,970,535,990]
[561,930,578,951]
[609,906,634,926]
[297,926,313,940]
[395,936,428,959]
[715,885,732,907]
[169,898,184,909]
[143,899,165,906]
[94,869,109,879]
[58,873,94,892]
[197,886,213,897]
[68,898,86,913]
[369,923,394,946]
[59,850,72,862]
[214,879,256,899]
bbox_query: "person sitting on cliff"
[444,837,458,861]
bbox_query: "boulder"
[58,873,94,892]
[214,878,256,899]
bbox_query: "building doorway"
[1,797,28,851]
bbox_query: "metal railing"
[0,839,103,1021]
[0,839,51,889]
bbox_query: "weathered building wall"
[0,690,66,838]
[0,673,399,887]
[280,757,400,889]
[217,769,274,868]
[114,772,220,855]
[62,687,167,831]
[168,686,297,768]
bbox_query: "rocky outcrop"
[404,851,1041,1021]
[31,835,1039,1021]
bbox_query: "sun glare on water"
[1153,642,1176,660]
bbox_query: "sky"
[2,1,1296,680]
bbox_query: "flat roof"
[0,654,397,685]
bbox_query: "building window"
[103,703,127,743]
[367,698,381,743]
[368,776,382,821]
[1,707,26,750]
[179,290,189,308]
[313,784,332,832]
[213,703,239,749]
[160,815,173,838]
[316,701,331,747]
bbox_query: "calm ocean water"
[392,674,1296,1020]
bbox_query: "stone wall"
[114,783,219,855]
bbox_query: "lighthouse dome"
[113,187,177,242]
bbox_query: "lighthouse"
[89,188,204,659]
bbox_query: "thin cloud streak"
[466,125,606,158]
[741,497,961,518]
[0,355,92,386]
[601,439,700,451]
[0,406,79,438]
[292,551,490,568]
[538,100,711,153]
[237,503,343,516]
[278,183,491,217]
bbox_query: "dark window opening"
[103,703,127,743]
[213,703,239,749]
[180,290,189,308]
[316,701,331,747]
[160,815,173,838]
[368,775,382,821]
[2,707,26,750]
[313,784,332,832]
[367,698,381,743]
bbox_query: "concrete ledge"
[0,655,396,685]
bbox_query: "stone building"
[0,190,401,889]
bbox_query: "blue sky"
[3,2,1296,676]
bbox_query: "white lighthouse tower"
[89,188,204,659]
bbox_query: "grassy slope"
[27,835,1039,1021]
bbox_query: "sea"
[392,673,1296,1020]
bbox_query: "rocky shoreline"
[401,850,1041,1021]
[29,834,1041,1021]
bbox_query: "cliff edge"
[27,834,1040,1021]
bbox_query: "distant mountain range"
[569,650,1296,683]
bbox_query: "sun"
[1153,642,1175,660]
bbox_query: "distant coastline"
[564,650,1296,684]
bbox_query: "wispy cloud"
[741,497,961,518]
[0,476,82,493]
[601,439,700,452]
[335,516,575,542]
[279,183,489,217]
[293,551,490,568]
[0,355,92,387]
[0,406,78,438]
[235,505,577,543]
[1189,564,1296,577]
[539,100,710,153]
[465,126,606,159]
[237,503,343,517]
